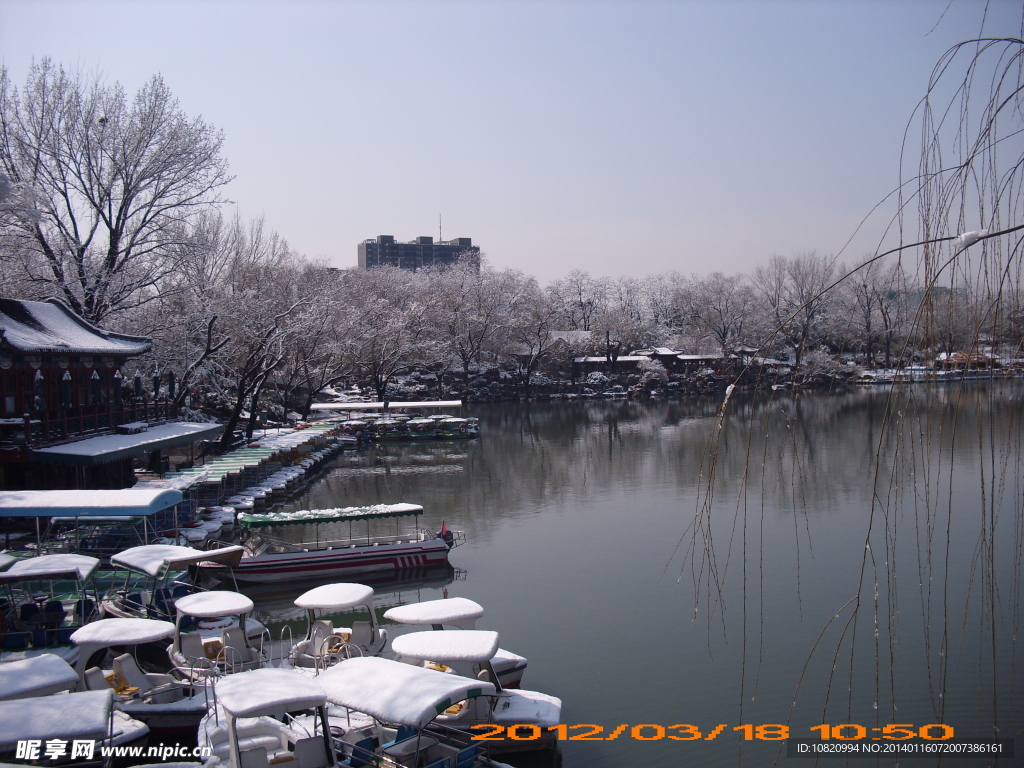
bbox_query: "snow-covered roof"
[573,356,650,363]
[0,653,80,700]
[239,503,423,528]
[384,597,484,628]
[391,630,499,662]
[32,422,223,465]
[214,669,327,718]
[0,553,99,582]
[0,298,151,356]
[318,656,495,728]
[0,689,112,749]
[294,583,375,610]
[111,544,245,576]
[311,400,463,411]
[71,618,176,647]
[175,591,253,618]
[676,353,724,361]
[0,489,183,517]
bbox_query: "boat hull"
[203,539,453,583]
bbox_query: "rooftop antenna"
[439,214,442,242]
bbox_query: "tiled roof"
[0,299,151,355]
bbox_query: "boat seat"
[124,593,145,612]
[220,627,260,671]
[18,603,40,627]
[239,746,269,768]
[1,631,31,649]
[47,626,77,645]
[42,601,66,625]
[113,654,182,703]
[84,667,108,691]
[454,745,480,768]
[179,631,214,668]
[171,584,191,599]
[340,736,377,768]
[348,622,373,649]
[293,737,329,768]
[73,599,97,623]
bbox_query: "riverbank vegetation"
[1,55,1022,430]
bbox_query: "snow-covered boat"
[73,617,212,731]
[168,591,265,679]
[0,652,80,699]
[0,553,104,664]
[384,597,527,688]
[317,656,512,767]
[201,504,463,584]
[199,668,339,768]
[286,583,386,669]
[0,684,148,757]
[391,630,561,752]
[102,544,246,621]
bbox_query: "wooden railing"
[23,400,179,447]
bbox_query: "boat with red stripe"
[200,504,464,584]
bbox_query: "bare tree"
[679,272,757,357]
[426,260,521,386]
[753,252,837,369]
[0,59,231,322]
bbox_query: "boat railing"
[277,624,294,668]
[314,639,363,674]
[258,531,430,551]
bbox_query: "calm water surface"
[248,384,1023,767]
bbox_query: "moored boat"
[317,656,514,767]
[0,553,104,664]
[101,543,246,621]
[168,591,266,679]
[391,629,561,752]
[286,583,387,668]
[201,504,464,584]
[72,617,212,732]
[384,597,527,688]
[199,668,339,768]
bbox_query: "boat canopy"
[215,669,327,718]
[0,553,100,583]
[0,689,113,750]
[175,591,253,618]
[0,552,15,571]
[0,653,80,700]
[391,630,499,663]
[72,618,175,646]
[111,544,245,577]
[318,656,495,729]
[311,400,463,411]
[294,583,375,610]
[384,597,484,628]
[239,503,424,528]
[71,618,175,676]
[0,489,183,517]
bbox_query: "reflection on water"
[247,383,1022,767]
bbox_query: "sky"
[1,0,1022,283]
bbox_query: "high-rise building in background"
[357,235,480,271]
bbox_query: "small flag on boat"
[439,521,448,536]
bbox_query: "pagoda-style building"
[0,298,221,490]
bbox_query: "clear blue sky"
[1,0,1020,282]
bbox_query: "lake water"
[249,384,1023,767]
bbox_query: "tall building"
[358,235,480,271]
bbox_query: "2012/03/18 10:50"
[470,724,956,741]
